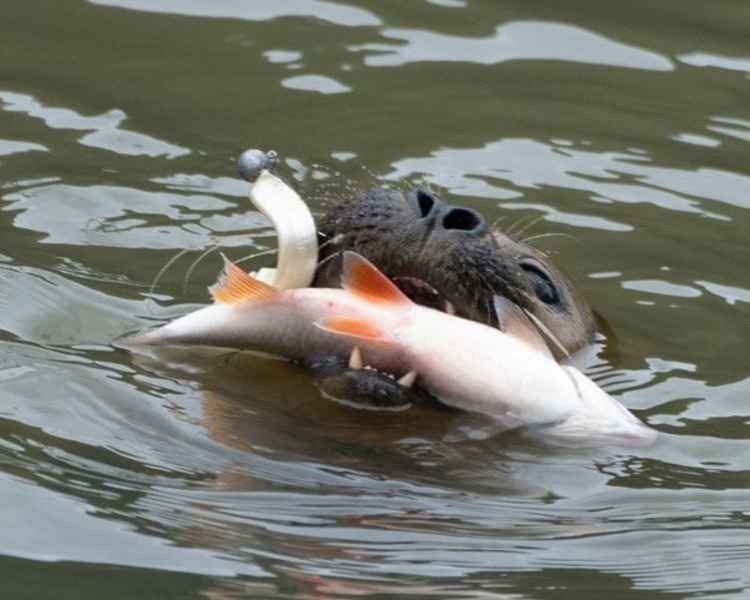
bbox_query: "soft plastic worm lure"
[237,149,319,289]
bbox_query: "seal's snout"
[410,188,488,238]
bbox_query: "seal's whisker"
[315,249,344,273]
[318,233,344,252]
[233,247,279,267]
[485,296,494,325]
[523,306,570,359]
[490,215,508,233]
[523,232,579,245]
[183,245,220,293]
[513,213,548,238]
[507,214,538,236]
[506,217,521,236]
[474,270,499,322]
[148,248,191,312]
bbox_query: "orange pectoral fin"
[315,316,392,343]
[209,254,278,305]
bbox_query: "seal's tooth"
[349,346,364,370]
[445,301,456,315]
[397,370,417,388]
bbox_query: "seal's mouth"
[391,276,454,314]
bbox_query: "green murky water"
[2,1,750,597]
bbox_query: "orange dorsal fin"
[209,254,277,305]
[342,251,412,306]
[315,316,392,343]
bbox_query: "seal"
[235,150,596,410]
[304,187,596,410]
[314,187,595,359]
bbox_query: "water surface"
[2,1,750,597]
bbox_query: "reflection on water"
[88,0,382,27]
[386,138,745,217]
[351,21,674,70]
[2,0,750,597]
[3,182,266,249]
[0,92,189,159]
[281,74,353,95]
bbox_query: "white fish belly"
[399,308,656,445]
[402,309,578,426]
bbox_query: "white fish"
[129,251,656,447]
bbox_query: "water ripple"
[352,21,673,71]
[0,91,189,159]
[88,0,382,27]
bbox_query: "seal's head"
[314,187,595,359]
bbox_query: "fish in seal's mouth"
[232,149,598,413]
[128,149,604,422]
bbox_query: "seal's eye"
[521,261,560,305]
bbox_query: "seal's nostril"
[442,207,485,233]
[416,190,436,218]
